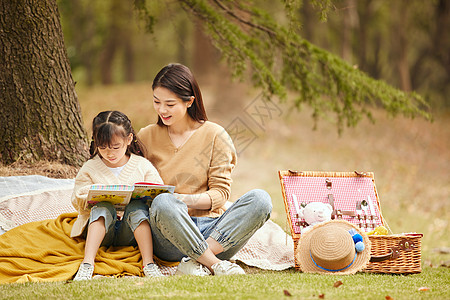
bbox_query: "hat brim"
[296,220,371,275]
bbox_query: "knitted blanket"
[0,176,294,283]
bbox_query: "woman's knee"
[247,189,273,217]
[150,193,186,219]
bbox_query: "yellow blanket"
[0,212,175,284]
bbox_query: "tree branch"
[211,0,277,38]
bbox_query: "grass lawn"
[0,267,448,299]
[1,82,448,298]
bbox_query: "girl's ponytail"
[89,139,96,158]
[128,128,147,157]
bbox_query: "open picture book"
[86,182,175,210]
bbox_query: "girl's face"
[153,87,193,127]
[98,133,132,168]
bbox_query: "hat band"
[310,252,357,272]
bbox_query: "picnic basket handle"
[369,239,416,262]
[370,249,398,262]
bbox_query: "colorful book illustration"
[86,182,175,210]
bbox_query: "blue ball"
[352,233,363,243]
[355,241,365,252]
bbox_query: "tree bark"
[357,0,371,72]
[66,0,97,86]
[100,0,135,84]
[192,20,218,76]
[176,18,189,65]
[434,0,450,79]
[300,0,314,42]
[357,0,381,79]
[391,0,412,92]
[341,0,357,63]
[0,0,89,166]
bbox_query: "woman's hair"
[152,63,208,125]
[89,111,146,159]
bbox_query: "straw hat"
[296,220,371,275]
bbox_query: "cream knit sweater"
[70,154,163,237]
[138,121,237,218]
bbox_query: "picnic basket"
[278,170,423,274]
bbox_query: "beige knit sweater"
[70,154,163,237]
[138,121,237,218]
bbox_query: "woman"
[138,63,272,276]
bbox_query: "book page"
[132,183,175,204]
[86,184,134,210]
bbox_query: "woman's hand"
[173,193,212,210]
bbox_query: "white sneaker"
[175,257,211,276]
[211,260,245,276]
[143,263,165,277]
[73,262,94,281]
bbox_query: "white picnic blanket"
[0,175,294,273]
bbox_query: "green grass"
[0,267,449,299]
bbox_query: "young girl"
[71,110,164,280]
[138,63,272,276]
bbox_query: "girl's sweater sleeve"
[206,128,237,211]
[142,159,164,185]
[71,167,94,214]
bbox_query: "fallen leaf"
[418,287,430,292]
[424,260,433,268]
[385,296,394,300]
[283,289,292,296]
[318,294,325,299]
[333,281,343,288]
[440,260,450,268]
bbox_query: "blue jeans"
[148,189,272,262]
[86,200,150,247]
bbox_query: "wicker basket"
[278,170,423,274]
[365,234,423,274]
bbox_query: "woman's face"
[153,87,192,127]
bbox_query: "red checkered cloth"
[282,176,383,234]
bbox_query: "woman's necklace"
[168,127,198,149]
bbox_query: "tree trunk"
[341,0,357,63]
[100,0,120,85]
[122,0,135,83]
[357,0,371,72]
[192,20,219,77]
[300,0,314,42]
[100,0,135,84]
[123,34,135,83]
[357,0,381,79]
[66,0,97,86]
[391,0,412,92]
[434,0,450,79]
[0,0,89,166]
[176,18,189,65]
